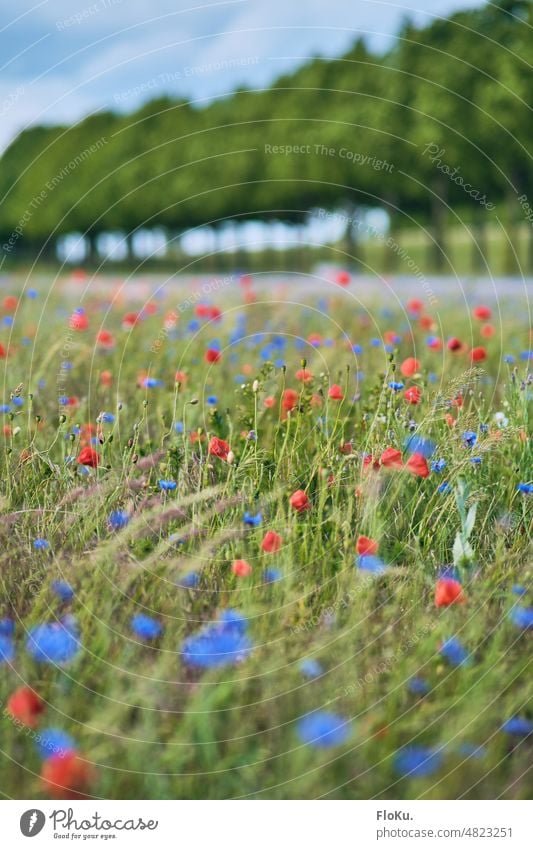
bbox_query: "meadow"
[0,270,531,800]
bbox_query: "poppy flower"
[264,396,276,408]
[174,370,187,384]
[205,348,221,363]
[100,370,113,387]
[405,453,430,478]
[69,311,88,331]
[419,315,435,330]
[407,299,424,316]
[122,311,140,329]
[400,357,420,377]
[328,384,344,401]
[339,441,352,455]
[447,337,462,351]
[435,578,464,607]
[290,490,311,512]
[76,447,99,467]
[232,559,252,577]
[261,530,282,553]
[404,386,421,404]
[470,346,487,362]
[380,447,403,469]
[41,752,95,800]
[356,535,378,556]
[7,687,45,728]
[335,270,351,286]
[208,436,230,461]
[480,324,495,338]
[473,305,491,321]
[295,369,313,382]
[282,389,299,412]
[96,330,114,348]
[3,295,18,312]
[0,343,6,358]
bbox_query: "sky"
[0,0,486,153]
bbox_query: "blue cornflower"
[458,743,487,759]
[512,585,526,596]
[0,404,10,413]
[99,412,115,424]
[158,479,177,491]
[440,637,470,667]
[297,711,351,749]
[174,421,184,434]
[370,337,381,348]
[263,568,282,584]
[438,482,451,494]
[108,510,130,530]
[51,581,74,602]
[0,634,15,664]
[431,459,446,473]
[177,571,200,589]
[509,606,533,630]
[58,395,69,406]
[462,431,477,448]
[517,483,533,494]
[502,717,533,736]
[27,288,38,298]
[408,676,430,696]
[27,622,80,663]
[299,658,324,679]
[470,456,482,465]
[12,396,24,407]
[404,435,436,458]
[503,354,515,364]
[207,395,218,405]
[352,344,363,354]
[143,377,163,388]
[0,618,14,636]
[357,554,388,575]
[243,511,262,527]
[33,538,50,551]
[394,746,443,777]
[181,609,252,668]
[480,423,489,433]
[388,381,404,391]
[131,614,162,641]
[520,350,533,361]
[37,728,76,760]
[3,316,13,327]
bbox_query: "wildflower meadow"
[0,271,530,800]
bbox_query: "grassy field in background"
[0,272,531,800]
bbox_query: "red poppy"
[264,396,276,408]
[307,333,322,346]
[445,414,457,428]
[435,578,464,607]
[290,490,311,512]
[174,370,187,384]
[96,330,115,348]
[363,453,379,473]
[3,295,18,312]
[328,384,344,401]
[400,357,420,377]
[282,389,299,412]
[232,559,252,577]
[473,305,491,321]
[76,447,99,467]
[261,531,282,553]
[208,436,230,461]
[480,323,495,338]
[404,386,421,404]
[205,348,221,364]
[419,315,435,331]
[100,370,113,387]
[447,337,462,351]
[356,535,378,555]
[380,447,403,468]
[470,346,487,362]
[428,336,442,350]
[335,270,351,286]
[0,343,6,358]
[295,369,313,382]
[41,752,95,800]
[405,452,430,478]
[122,312,140,329]
[407,299,424,315]
[339,441,353,455]
[69,312,88,331]
[7,687,44,728]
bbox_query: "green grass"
[0,275,531,800]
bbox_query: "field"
[0,271,531,800]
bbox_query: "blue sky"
[0,0,484,151]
